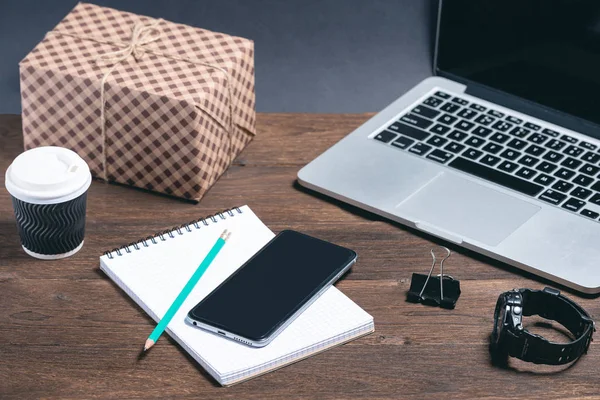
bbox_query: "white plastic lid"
[5,146,92,204]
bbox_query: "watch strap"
[506,288,594,365]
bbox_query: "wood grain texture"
[1,113,599,399]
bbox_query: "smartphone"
[186,230,357,347]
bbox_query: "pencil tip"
[143,338,155,352]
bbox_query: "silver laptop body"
[298,1,600,293]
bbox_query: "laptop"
[298,0,600,294]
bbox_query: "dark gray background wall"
[0,0,436,114]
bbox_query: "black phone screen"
[187,230,356,342]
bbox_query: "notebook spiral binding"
[102,207,243,259]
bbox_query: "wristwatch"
[490,287,595,365]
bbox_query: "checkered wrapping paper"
[20,2,255,201]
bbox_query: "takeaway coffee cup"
[5,146,92,259]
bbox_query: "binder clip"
[406,246,461,309]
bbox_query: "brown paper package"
[20,2,256,201]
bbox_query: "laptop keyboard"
[372,90,600,222]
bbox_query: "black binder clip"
[406,246,461,309]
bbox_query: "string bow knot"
[96,20,162,66]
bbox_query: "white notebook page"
[100,205,373,384]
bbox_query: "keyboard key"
[500,149,521,161]
[561,157,582,169]
[447,130,469,142]
[426,149,454,164]
[488,110,504,118]
[528,133,548,144]
[440,102,461,113]
[392,123,430,141]
[492,121,512,132]
[506,116,523,124]
[524,122,541,131]
[581,209,600,219]
[490,132,510,143]
[542,151,563,163]
[482,142,503,154]
[391,136,415,149]
[449,157,544,196]
[515,167,536,180]
[580,163,600,176]
[434,91,451,99]
[498,160,519,173]
[456,120,475,131]
[573,174,594,187]
[426,135,449,147]
[562,198,586,212]
[463,148,483,160]
[401,113,434,129]
[457,108,478,120]
[525,144,545,156]
[437,114,458,126]
[481,154,501,166]
[564,145,584,158]
[510,127,530,138]
[560,134,578,144]
[412,105,440,119]
[552,180,574,193]
[554,168,576,180]
[535,161,555,172]
[539,189,567,205]
[534,173,555,186]
[542,128,560,137]
[545,139,566,151]
[592,181,600,192]
[472,126,493,137]
[582,151,600,164]
[475,114,495,126]
[470,103,486,112]
[571,186,593,200]
[580,141,597,151]
[507,138,528,150]
[423,96,443,108]
[451,97,469,106]
[430,124,451,135]
[385,122,403,133]
[519,155,540,167]
[464,136,485,148]
[408,142,432,156]
[445,141,466,154]
[374,130,397,143]
[590,194,600,206]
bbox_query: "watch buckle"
[581,316,595,353]
[585,334,593,353]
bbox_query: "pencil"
[143,229,231,352]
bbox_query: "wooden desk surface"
[1,113,598,399]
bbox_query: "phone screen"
[187,230,356,344]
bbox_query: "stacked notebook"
[99,205,374,386]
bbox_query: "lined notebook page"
[100,205,374,385]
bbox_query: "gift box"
[20,3,255,201]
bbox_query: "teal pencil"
[143,229,231,352]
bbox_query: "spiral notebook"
[99,205,374,386]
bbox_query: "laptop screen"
[436,0,600,129]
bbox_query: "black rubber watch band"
[506,288,595,365]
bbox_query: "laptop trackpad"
[395,172,540,246]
